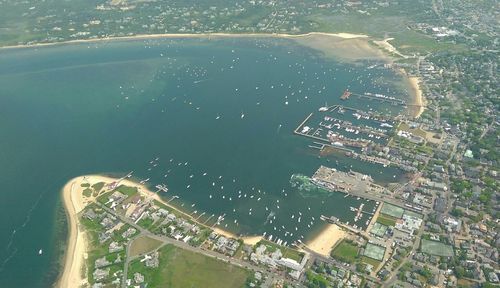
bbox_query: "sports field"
[380,203,404,218]
[421,239,454,257]
[370,222,388,237]
[363,243,385,261]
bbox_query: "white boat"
[318,106,329,112]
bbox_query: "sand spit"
[57,174,262,287]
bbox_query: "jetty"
[340,90,407,106]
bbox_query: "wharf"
[312,165,375,194]
[345,151,391,166]
[343,92,407,106]
[320,117,389,138]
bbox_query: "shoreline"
[408,76,425,118]
[1,30,423,117]
[372,38,407,59]
[305,223,346,257]
[56,174,261,288]
[0,31,368,51]
[57,178,90,288]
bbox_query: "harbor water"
[0,37,409,287]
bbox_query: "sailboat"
[318,101,329,112]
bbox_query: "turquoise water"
[0,37,408,287]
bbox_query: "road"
[96,203,292,287]
[384,214,426,287]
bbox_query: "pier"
[340,91,407,106]
[320,215,368,236]
[294,112,313,134]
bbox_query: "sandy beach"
[408,76,425,118]
[57,178,91,288]
[306,224,346,256]
[57,174,262,287]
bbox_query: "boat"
[341,89,352,100]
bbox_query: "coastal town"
[0,1,497,288]
[61,87,498,288]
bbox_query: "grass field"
[115,185,139,196]
[421,239,454,257]
[376,214,398,227]
[330,240,358,264]
[129,236,163,258]
[361,256,382,270]
[128,244,250,288]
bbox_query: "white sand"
[57,177,91,288]
[306,224,346,256]
[408,76,425,118]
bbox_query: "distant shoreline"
[0,31,423,119]
[0,30,424,118]
[0,32,368,50]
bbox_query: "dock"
[312,166,375,194]
[341,91,407,106]
[294,112,313,134]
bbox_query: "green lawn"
[330,240,358,264]
[83,188,93,197]
[376,214,398,227]
[92,182,105,194]
[361,256,382,270]
[115,185,139,197]
[128,244,250,288]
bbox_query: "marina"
[294,104,398,150]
